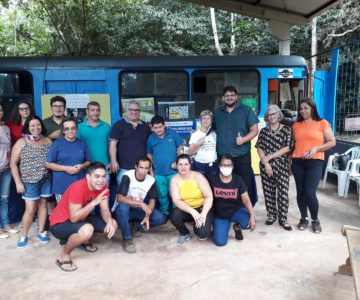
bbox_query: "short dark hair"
[222,85,238,96]
[151,115,165,126]
[87,101,100,109]
[9,100,35,125]
[22,115,47,135]
[50,96,66,107]
[176,154,191,165]
[60,116,78,132]
[297,97,322,122]
[136,155,152,167]
[219,154,234,166]
[86,161,106,175]
[0,101,4,111]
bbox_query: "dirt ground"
[0,176,359,300]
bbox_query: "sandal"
[265,217,276,225]
[279,222,292,231]
[56,259,77,272]
[233,224,244,240]
[79,243,98,253]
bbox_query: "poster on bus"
[157,101,195,136]
[121,98,155,123]
[41,94,111,124]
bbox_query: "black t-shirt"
[209,173,247,219]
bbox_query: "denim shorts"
[23,176,52,201]
[50,215,107,241]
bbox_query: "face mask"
[220,166,233,177]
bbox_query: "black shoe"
[312,219,322,234]
[265,217,276,225]
[233,224,244,240]
[297,218,309,230]
[279,221,293,231]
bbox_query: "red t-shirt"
[4,121,23,146]
[49,178,108,226]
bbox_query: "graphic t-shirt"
[189,130,217,163]
[208,173,247,219]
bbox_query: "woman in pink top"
[292,98,335,234]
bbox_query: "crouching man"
[50,161,117,272]
[113,155,167,253]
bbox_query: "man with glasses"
[43,96,66,140]
[109,100,151,186]
[214,85,259,206]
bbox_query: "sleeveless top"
[177,176,204,208]
[20,139,51,183]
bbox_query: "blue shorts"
[50,215,107,242]
[23,176,52,201]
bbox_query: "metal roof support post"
[268,20,291,55]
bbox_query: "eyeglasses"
[52,105,64,109]
[19,107,30,112]
[63,126,77,132]
[224,94,236,98]
[220,164,233,168]
[128,109,140,112]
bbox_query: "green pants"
[155,174,176,216]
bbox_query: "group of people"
[0,85,335,272]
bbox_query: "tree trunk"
[311,17,317,95]
[210,8,223,56]
[230,13,235,53]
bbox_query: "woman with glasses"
[209,154,256,246]
[188,110,218,177]
[10,116,52,247]
[45,117,91,203]
[256,105,294,231]
[5,101,35,146]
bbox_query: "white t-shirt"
[189,130,217,163]
[0,125,10,171]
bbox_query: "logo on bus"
[278,69,293,78]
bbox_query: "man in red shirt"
[50,162,117,272]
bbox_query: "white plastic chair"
[322,146,360,197]
[343,159,360,206]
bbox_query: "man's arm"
[236,124,259,145]
[109,140,119,173]
[47,129,62,140]
[69,189,108,223]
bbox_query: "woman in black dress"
[256,105,294,230]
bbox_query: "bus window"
[120,71,188,117]
[192,70,260,116]
[0,71,33,120]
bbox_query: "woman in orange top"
[292,98,335,233]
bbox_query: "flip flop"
[56,259,77,272]
[79,243,98,253]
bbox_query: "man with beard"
[214,86,259,206]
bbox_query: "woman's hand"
[191,209,203,228]
[248,214,256,231]
[304,147,318,159]
[264,163,273,177]
[16,182,25,194]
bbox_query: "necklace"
[269,124,281,135]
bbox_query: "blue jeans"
[0,169,11,228]
[192,160,219,178]
[115,203,167,240]
[213,207,249,247]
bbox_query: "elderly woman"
[5,100,35,146]
[10,116,52,247]
[170,154,213,246]
[45,117,91,203]
[188,110,218,177]
[292,98,335,233]
[209,154,256,246]
[256,105,294,230]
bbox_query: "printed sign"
[278,69,294,78]
[345,116,360,131]
[242,97,257,111]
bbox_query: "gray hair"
[199,110,213,121]
[264,105,284,122]
[126,100,140,108]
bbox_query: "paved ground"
[0,176,359,300]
